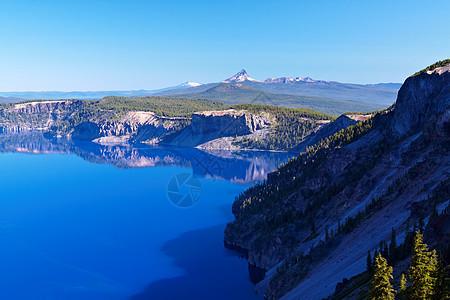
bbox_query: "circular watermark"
[167,173,202,208]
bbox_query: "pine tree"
[373,249,379,266]
[368,254,396,300]
[432,259,450,300]
[389,227,397,263]
[382,241,389,259]
[401,229,414,260]
[400,273,408,292]
[398,273,408,300]
[418,215,424,233]
[409,231,438,300]
[367,250,373,273]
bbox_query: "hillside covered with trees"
[224,61,450,299]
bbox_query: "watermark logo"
[167,173,202,208]
[166,92,278,208]
[192,152,231,181]
[251,91,276,106]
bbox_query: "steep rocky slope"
[0,101,187,144]
[224,62,450,299]
[0,100,83,133]
[291,115,358,153]
[161,109,273,148]
[69,111,187,144]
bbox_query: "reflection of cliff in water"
[0,133,293,184]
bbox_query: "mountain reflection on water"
[0,133,294,184]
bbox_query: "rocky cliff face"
[162,109,273,148]
[224,63,450,299]
[0,100,82,132]
[389,64,450,137]
[0,101,188,144]
[69,111,185,144]
[190,109,270,135]
[11,100,81,114]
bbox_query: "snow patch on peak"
[222,69,260,83]
[178,81,202,87]
[263,76,329,84]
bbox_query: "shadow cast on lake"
[129,225,262,300]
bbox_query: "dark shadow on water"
[129,224,262,300]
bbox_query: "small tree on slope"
[398,273,408,300]
[409,231,438,300]
[368,254,396,300]
[431,259,450,300]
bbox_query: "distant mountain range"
[0,70,401,106]
[0,81,205,103]
[223,69,330,85]
[172,82,384,115]
[0,96,24,103]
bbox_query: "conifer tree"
[382,241,389,259]
[389,227,397,263]
[400,273,407,292]
[418,215,424,233]
[368,254,396,300]
[432,259,450,300]
[367,250,373,273]
[373,249,379,266]
[409,231,438,300]
[398,273,408,300]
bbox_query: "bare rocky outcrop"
[389,65,450,137]
[0,100,188,144]
[190,109,271,135]
[12,100,81,114]
[69,111,185,143]
[162,109,273,148]
[0,100,83,132]
[69,109,273,146]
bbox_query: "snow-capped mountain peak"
[178,81,203,87]
[222,69,260,83]
[221,70,330,85]
[263,76,329,84]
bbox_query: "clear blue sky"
[0,0,449,91]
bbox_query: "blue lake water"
[0,134,293,300]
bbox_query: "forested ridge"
[230,104,336,151]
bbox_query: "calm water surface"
[0,135,292,300]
